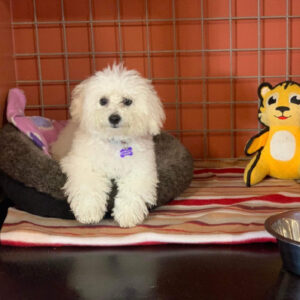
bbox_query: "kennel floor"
[0,243,286,300]
[2,160,300,247]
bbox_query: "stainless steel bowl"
[265,210,300,276]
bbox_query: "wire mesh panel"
[11,0,300,159]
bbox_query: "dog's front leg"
[113,166,158,228]
[61,155,111,224]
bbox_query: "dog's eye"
[100,97,108,106]
[290,94,300,105]
[267,95,277,106]
[123,98,133,106]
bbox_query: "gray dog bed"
[0,124,194,219]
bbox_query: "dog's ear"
[70,81,86,123]
[147,87,166,135]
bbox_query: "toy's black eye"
[268,95,277,105]
[123,98,133,106]
[100,97,108,106]
[290,95,300,105]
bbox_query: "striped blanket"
[1,160,300,247]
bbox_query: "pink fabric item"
[6,88,67,156]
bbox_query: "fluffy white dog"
[51,64,165,227]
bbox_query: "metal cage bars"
[12,0,300,159]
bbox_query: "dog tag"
[120,147,133,158]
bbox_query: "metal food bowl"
[265,210,300,276]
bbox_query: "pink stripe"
[169,194,300,206]
[0,240,169,247]
[2,220,119,230]
[0,237,276,247]
[2,219,265,231]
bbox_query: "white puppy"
[51,64,165,227]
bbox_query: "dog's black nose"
[276,106,290,113]
[109,114,121,125]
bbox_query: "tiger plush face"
[258,81,300,127]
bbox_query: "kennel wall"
[0,0,300,159]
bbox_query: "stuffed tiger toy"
[244,81,300,186]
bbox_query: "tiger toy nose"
[276,106,290,113]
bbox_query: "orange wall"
[0,0,15,125]
[10,0,300,159]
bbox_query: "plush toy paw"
[244,151,269,187]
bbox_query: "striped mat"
[1,160,300,247]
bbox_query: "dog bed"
[2,160,300,247]
[0,89,194,220]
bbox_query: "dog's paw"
[113,199,149,228]
[70,200,106,224]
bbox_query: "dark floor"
[0,244,291,300]
[0,196,299,300]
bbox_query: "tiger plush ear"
[258,82,272,99]
[258,82,273,127]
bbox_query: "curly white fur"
[51,64,165,227]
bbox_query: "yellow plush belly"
[263,130,300,179]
